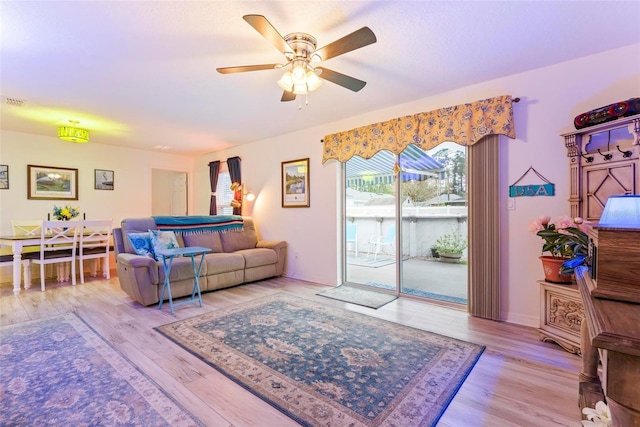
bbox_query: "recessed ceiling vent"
[3,97,26,107]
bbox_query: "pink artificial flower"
[554,215,574,229]
[528,216,550,233]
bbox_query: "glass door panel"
[345,150,397,291]
[399,143,468,304]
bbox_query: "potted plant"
[434,229,467,263]
[529,215,591,283]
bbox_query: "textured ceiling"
[1,1,639,156]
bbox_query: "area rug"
[156,293,485,427]
[0,313,202,427]
[317,285,398,309]
[347,255,396,268]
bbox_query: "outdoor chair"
[346,222,358,257]
[367,224,395,261]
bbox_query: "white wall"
[194,44,640,327]
[0,131,195,282]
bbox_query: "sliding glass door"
[344,143,468,305]
[344,150,397,291]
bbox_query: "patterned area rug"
[156,293,485,426]
[0,313,202,427]
[317,285,398,309]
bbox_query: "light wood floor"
[0,274,583,427]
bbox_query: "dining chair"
[77,219,113,284]
[25,220,80,291]
[0,220,43,288]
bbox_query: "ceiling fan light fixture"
[58,120,89,143]
[291,64,307,84]
[305,71,322,91]
[277,71,294,92]
[293,83,308,95]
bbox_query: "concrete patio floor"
[346,257,468,304]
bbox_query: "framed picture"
[95,169,114,190]
[0,165,8,189]
[27,165,78,200]
[282,158,310,208]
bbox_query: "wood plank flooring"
[0,274,584,426]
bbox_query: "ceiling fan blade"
[216,64,280,74]
[281,91,296,102]
[316,67,367,92]
[243,15,293,56]
[314,27,377,61]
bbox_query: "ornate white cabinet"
[538,280,584,354]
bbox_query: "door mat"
[317,285,398,309]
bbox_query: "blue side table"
[156,246,211,315]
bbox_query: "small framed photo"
[95,169,114,190]
[0,165,8,189]
[281,158,310,208]
[27,165,78,200]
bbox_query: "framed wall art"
[27,165,78,200]
[95,169,114,190]
[282,158,310,208]
[0,165,8,189]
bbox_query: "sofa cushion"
[204,253,245,274]
[220,219,257,252]
[236,248,277,268]
[149,230,180,261]
[183,232,223,253]
[127,232,155,258]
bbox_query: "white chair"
[0,220,43,288]
[367,224,395,261]
[346,222,358,257]
[77,219,113,284]
[26,220,80,291]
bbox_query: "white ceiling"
[2,1,639,156]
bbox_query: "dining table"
[0,234,42,295]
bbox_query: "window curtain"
[468,135,501,320]
[208,160,220,215]
[227,156,242,216]
[322,95,516,163]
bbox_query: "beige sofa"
[113,216,286,306]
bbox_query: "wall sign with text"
[509,166,555,198]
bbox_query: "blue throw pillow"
[149,230,180,261]
[127,232,155,258]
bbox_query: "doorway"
[151,169,188,216]
[343,143,468,305]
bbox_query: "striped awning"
[346,145,444,180]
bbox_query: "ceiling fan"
[217,15,377,102]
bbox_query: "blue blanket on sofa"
[152,215,243,234]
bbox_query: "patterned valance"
[322,95,516,164]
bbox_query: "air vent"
[3,97,26,107]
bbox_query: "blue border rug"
[156,293,484,426]
[0,313,202,427]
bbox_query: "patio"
[346,256,468,304]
